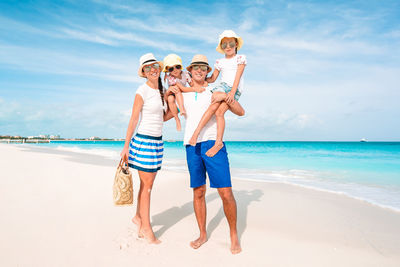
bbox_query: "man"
[169,54,244,254]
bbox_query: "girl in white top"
[188,30,247,157]
[163,53,205,131]
[120,53,174,245]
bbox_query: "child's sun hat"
[138,53,163,78]
[216,30,244,54]
[162,54,183,72]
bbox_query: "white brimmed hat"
[186,54,212,73]
[162,54,183,72]
[138,53,164,78]
[216,30,243,54]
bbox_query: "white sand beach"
[1,143,400,267]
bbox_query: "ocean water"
[23,141,400,212]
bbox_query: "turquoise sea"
[24,141,400,212]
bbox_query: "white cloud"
[0,15,52,37]
[384,29,400,39]
[107,16,220,44]
[61,28,117,45]
[91,0,162,15]
[97,29,194,52]
[0,44,141,83]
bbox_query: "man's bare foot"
[230,233,241,254]
[175,117,181,131]
[231,244,242,254]
[205,142,224,157]
[190,236,207,249]
[139,228,161,244]
[132,216,143,238]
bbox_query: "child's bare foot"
[230,234,241,254]
[180,109,187,118]
[205,141,224,157]
[132,215,143,238]
[139,228,161,244]
[175,116,181,131]
[190,236,207,249]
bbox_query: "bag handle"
[119,155,129,168]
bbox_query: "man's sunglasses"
[143,63,160,73]
[168,65,182,72]
[192,65,208,71]
[221,41,236,50]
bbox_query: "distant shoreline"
[1,139,399,143]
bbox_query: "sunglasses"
[192,65,208,71]
[167,65,182,72]
[221,41,236,50]
[143,63,160,73]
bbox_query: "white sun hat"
[138,53,164,78]
[216,30,244,54]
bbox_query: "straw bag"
[113,158,133,206]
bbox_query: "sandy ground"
[1,143,400,267]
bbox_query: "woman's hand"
[120,147,130,163]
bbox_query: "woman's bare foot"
[230,234,242,254]
[205,142,224,157]
[175,116,181,131]
[132,215,143,238]
[139,228,161,244]
[190,236,207,249]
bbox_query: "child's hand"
[225,92,236,105]
[168,85,180,94]
[194,86,205,93]
[202,81,208,87]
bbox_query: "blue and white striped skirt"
[128,133,164,173]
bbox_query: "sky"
[0,0,399,141]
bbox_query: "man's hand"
[211,92,225,104]
[225,91,236,105]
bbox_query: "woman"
[120,53,173,244]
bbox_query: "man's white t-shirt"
[135,83,166,137]
[182,86,217,145]
[214,54,247,93]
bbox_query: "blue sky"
[0,0,399,141]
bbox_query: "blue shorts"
[185,140,232,188]
[211,82,241,101]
